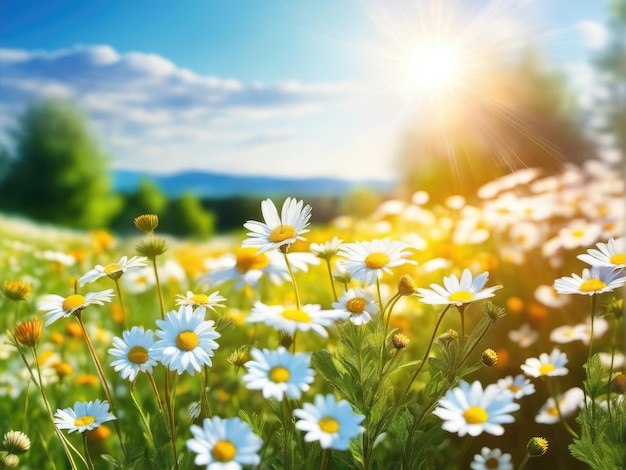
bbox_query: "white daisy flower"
[416,269,502,307]
[599,351,625,370]
[175,290,226,312]
[338,238,416,285]
[576,316,610,345]
[534,284,570,308]
[553,266,626,296]
[508,323,538,348]
[310,236,343,260]
[242,197,312,253]
[108,326,158,381]
[187,416,262,469]
[198,247,290,289]
[577,237,626,267]
[293,394,365,450]
[248,302,341,338]
[535,387,584,424]
[242,347,315,401]
[122,266,156,294]
[557,218,602,249]
[54,399,116,433]
[520,348,569,378]
[152,305,221,375]
[549,324,588,344]
[433,381,520,437]
[331,288,378,325]
[79,255,148,286]
[470,447,513,470]
[495,374,535,399]
[37,289,115,326]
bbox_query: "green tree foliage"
[0,99,119,228]
[395,47,594,199]
[110,178,168,233]
[161,193,215,239]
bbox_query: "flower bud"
[392,333,410,350]
[227,346,251,369]
[136,238,168,258]
[134,214,159,233]
[2,430,30,455]
[482,301,506,322]
[481,348,498,367]
[14,318,43,348]
[2,280,32,301]
[398,274,419,296]
[527,437,548,457]
[277,331,293,349]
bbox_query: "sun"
[404,41,462,94]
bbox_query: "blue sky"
[0,0,610,181]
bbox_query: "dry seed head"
[14,318,43,348]
[134,214,159,233]
[2,280,32,301]
[482,301,506,322]
[527,437,548,456]
[2,430,31,454]
[227,346,251,369]
[481,348,498,367]
[398,274,419,296]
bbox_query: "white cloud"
[0,44,383,179]
[577,20,608,50]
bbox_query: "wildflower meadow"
[0,157,624,470]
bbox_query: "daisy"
[534,284,570,308]
[54,399,116,433]
[331,288,378,325]
[175,290,226,312]
[557,218,602,249]
[553,265,626,296]
[186,416,262,469]
[293,394,365,450]
[470,447,513,470]
[577,237,626,267]
[432,381,520,437]
[416,269,502,307]
[108,327,158,381]
[520,349,569,378]
[508,323,538,348]
[242,347,315,401]
[495,374,535,399]
[549,325,587,344]
[242,197,312,253]
[37,289,115,326]
[152,305,221,375]
[338,238,416,285]
[535,387,584,424]
[248,302,341,338]
[198,247,290,289]
[79,255,148,286]
[310,236,343,260]
[576,316,610,345]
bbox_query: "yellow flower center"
[610,253,626,265]
[579,279,607,292]
[463,406,488,424]
[211,440,236,462]
[282,309,311,323]
[571,229,585,238]
[175,331,199,351]
[364,252,390,270]
[508,385,521,394]
[127,346,149,364]
[191,293,209,304]
[346,297,366,314]
[548,406,559,417]
[269,366,291,383]
[235,247,270,273]
[539,363,556,375]
[269,224,296,243]
[62,294,87,311]
[318,416,340,433]
[448,291,475,302]
[104,263,121,274]
[74,416,96,427]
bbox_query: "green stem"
[399,305,451,400]
[457,305,466,349]
[83,432,95,470]
[151,257,166,320]
[517,453,530,470]
[282,398,292,470]
[201,365,212,419]
[588,295,597,364]
[129,381,154,445]
[113,278,128,329]
[325,259,338,303]
[147,373,165,415]
[606,317,620,423]
[282,251,301,311]
[320,448,331,470]
[168,371,180,469]
[546,379,579,439]
[76,313,127,457]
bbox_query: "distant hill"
[112,170,394,198]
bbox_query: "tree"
[0,99,119,228]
